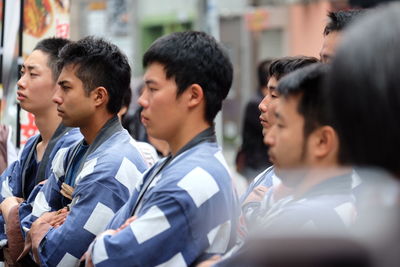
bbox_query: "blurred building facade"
[70,0,348,144]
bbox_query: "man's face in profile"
[320,31,342,63]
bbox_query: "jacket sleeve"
[89,192,193,267]
[33,179,130,267]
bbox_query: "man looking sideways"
[0,38,81,264]
[84,31,238,267]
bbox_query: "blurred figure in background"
[240,56,318,204]
[326,4,400,266]
[320,10,364,63]
[237,56,318,243]
[236,59,272,182]
[200,63,357,267]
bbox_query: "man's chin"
[61,119,77,128]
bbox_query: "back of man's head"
[57,36,131,114]
[277,63,329,138]
[143,31,233,124]
[34,37,70,82]
[268,56,319,82]
[323,10,364,36]
[327,3,400,176]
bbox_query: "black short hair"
[276,63,328,138]
[33,37,70,82]
[57,36,131,114]
[326,3,400,176]
[268,56,319,81]
[143,31,233,124]
[257,59,272,88]
[323,10,364,36]
[122,86,132,110]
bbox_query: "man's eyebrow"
[20,64,37,71]
[58,80,71,86]
[145,79,157,86]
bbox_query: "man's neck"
[168,120,210,156]
[293,165,352,199]
[34,110,62,145]
[79,112,114,145]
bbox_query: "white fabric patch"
[51,147,69,180]
[115,157,142,194]
[56,252,79,267]
[206,221,231,254]
[83,202,115,235]
[272,174,281,186]
[75,158,97,185]
[31,191,51,218]
[131,206,171,244]
[1,177,13,198]
[155,252,187,267]
[92,237,109,265]
[0,238,8,248]
[177,167,219,208]
[335,202,355,227]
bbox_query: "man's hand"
[196,255,222,267]
[81,216,138,266]
[36,208,69,228]
[242,185,269,205]
[60,183,74,200]
[81,250,94,267]
[116,216,137,232]
[0,196,24,220]
[49,208,69,228]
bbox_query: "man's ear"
[312,125,338,158]
[92,86,109,107]
[187,84,204,108]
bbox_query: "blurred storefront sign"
[245,8,269,31]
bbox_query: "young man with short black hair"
[320,10,363,63]
[0,38,82,264]
[85,31,238,267]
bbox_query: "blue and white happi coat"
[237,166,277,240]
[214,173,357,267]
[21,118,148,266]
[88,134,239,267]
[0,126,81,246]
